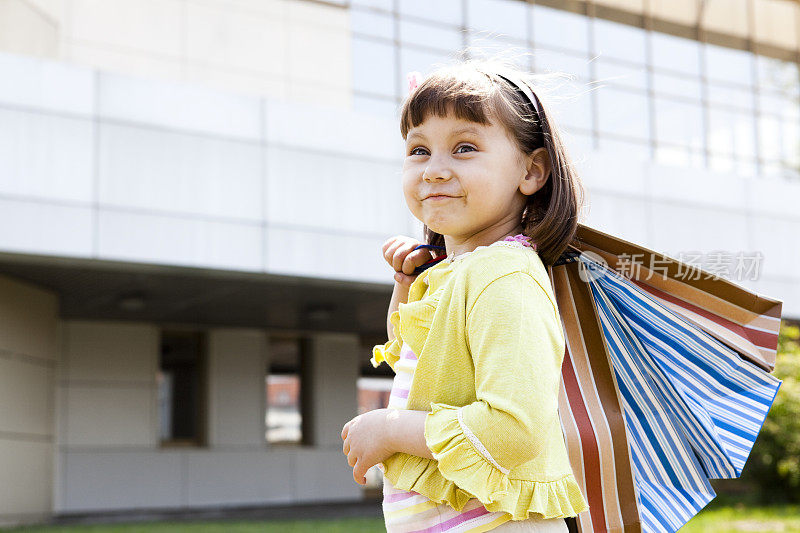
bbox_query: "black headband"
[493,72,545,123]
[484,71,547,149]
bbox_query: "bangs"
[400,68,502,139]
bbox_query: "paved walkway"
[51,498,383,527]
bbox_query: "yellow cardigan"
[371,241,589,520]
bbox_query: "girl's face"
[402,111,548,248]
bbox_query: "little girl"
[341,57,590,532]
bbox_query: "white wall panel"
[0,275,57,523]
[264,226,387,282]
[60,451,183,511]
[69,0,183,57]
[0,53,94,115]
[64,322,157,383]
[751,215,800,280]
[97,124,262,221]
[0,198,93,257]
[208,329,266,448]
[62,386,154,447]
[582,191,650,246]
[649,203,750,258]
[97,71,262,141]
[0,109,94,203]
[264,100,404,161]
[97,210,262,271]
[264,145,403,233]
[0,358,52,435]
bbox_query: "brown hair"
[399,57,585,267]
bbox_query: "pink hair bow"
[407,71,422,94]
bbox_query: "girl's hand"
[381,235,436,289]
[341,408,395,485]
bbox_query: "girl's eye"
[408,145,475,156]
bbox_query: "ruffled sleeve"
[371,309,402,371]
[418,403,588,519]
[381,445,588,520]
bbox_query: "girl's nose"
[422,156,454,181]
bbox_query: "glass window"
[560,129,595,160]
[531,5,588,54]
[595,59,647,91]
[398,0,462,26]
[704,43,754,87]
[358,375,392,413]
[400,18,463,51]
[592,18,646,64]
[465,32,529,68]
[597,86,650,140]
[758,91,782,116]
[782,118,800,167]
[353,94,399,117]
[533,47,591,80]
[352,0,392,9]
[707,106,756,159]
[266,335,306,445]
[597,136,650,162]
[158,330,207,447]
[466,0,528,42]
[650,31,701,76]
[652,71,702,100]
[707,82,753,109]
[783,166,800,181]
[735,158,757,178]
[358,375,393,488]
[547,83,593,132]
[353,37,396,97]
[758,90,800,118]
[351,8,394,40]
[758,114,782,161]
[655,145,705,170]
[400,46,459,80]
[708,152,736,174]
[654,97,704,150]
[760,160,781,178]
[756,54,799,96]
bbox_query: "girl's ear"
[521,147,551,195]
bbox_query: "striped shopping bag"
[549,224,783,533]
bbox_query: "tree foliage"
[736,320,800,503]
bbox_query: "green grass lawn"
[3,504,800,532]
[680,503,800,532]
[0,517,385,533]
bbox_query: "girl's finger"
[391,241,417,273]
[402,248,432,275]
[353,462,367,485]
[393,271,416,285]
[384,240,407,269]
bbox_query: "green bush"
[734,320,800,503]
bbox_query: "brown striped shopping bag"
[548,224,783,533]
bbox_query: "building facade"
[0,0,798,527]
